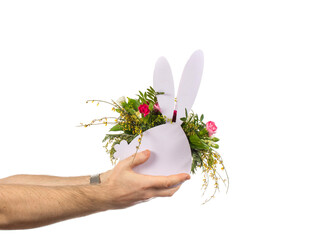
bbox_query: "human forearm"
[0,184,106,229]
[0,174,90,186]
[0,150,189,230]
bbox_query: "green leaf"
[124,129,133,135]
[149,102,154,111]
[127,98,140,111]
[198,128,209,138]
[149,86,156,93]
[126,107,136,114]
[185,108,188,119]
[110,124,123,131]
[147,92,155,99]
[180,117,186,122]
[121,102,128,108]
[189,134,210,150]
[200,114,204,122]
[211,144,219,149]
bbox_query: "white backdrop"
[0,0,326,239]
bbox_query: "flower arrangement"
[81,86,229,203]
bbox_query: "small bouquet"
[81,50,229,203]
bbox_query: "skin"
[0,150,190,230]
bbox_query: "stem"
[129,133,143,167]
[104,133,135,137]
[77,116,118,127]
[222,162,230,194]
[86,100,115,106]
[76,122,116,127]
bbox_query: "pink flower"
[153,102,161,112]
[206,121,217,136]
[138,103,150,117]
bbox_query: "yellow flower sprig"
[79,116,117,128]
[200,150,229,204]
[86,99,114,106]
[79,100,121,128]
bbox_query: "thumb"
[128,150,151,169]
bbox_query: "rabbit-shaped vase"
[114,50,204,176]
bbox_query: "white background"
[0,0,326,239]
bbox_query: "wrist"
[78,184,109,212]
[99,170,111,184]
[84,171,113,211]
[90,174,101,185]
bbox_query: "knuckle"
[121,159,129,166]
[163,180,171,188]
[115,161,128,172]
[142,192,152,201]
[115,161,124,169]
[167,191,174,197]
[170,188,178,196]
[140,185,148,192]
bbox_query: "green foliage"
[191,150,202,174]
[181,110,207,137]
[189,134,210,150]
[110,124,123,131]
[127,97,140,111]
[149,102,154,111]
[180,110,220,174]
[137,86,163,104]
[120,100,136,114]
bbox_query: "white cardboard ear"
[176,50,204,124]
[153,57,175,120]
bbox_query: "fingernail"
[143,149,150,156]
[185,174,191,180]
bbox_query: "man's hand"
[0,149,190,229]
[100,149,190,209]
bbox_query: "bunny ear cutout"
[175,50,204,124]
[153,56,175,120]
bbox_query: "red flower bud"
[138,103,150,117]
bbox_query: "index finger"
[144,173,191,189]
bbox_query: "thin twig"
[86,100,115,106]
[129,133,143,167]
[221,162,230,194]
[76,122,116,127]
